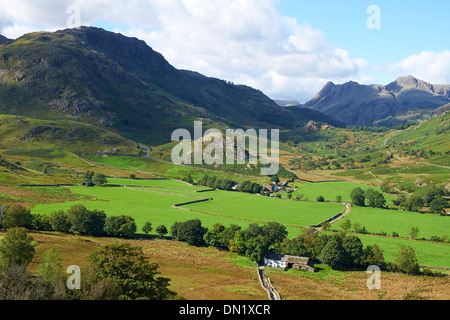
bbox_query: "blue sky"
[0,0,449,102]
[277,0,450,86]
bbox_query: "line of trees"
[393,187,448,214]
[170,219,287,263]
[167,218,430,276]
[196,174,236,191]
[0,227,175,300]
[0,204,137,239]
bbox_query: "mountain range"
[301,76,450,127]
[1,26,449,146]
[0,27,341,145]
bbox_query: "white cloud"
[124,0,368,102]
[0,0,368,102]
[388,51,450,84]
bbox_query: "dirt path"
[257,266,281,300]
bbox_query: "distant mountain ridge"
[0,35,11,45]
[302,76,450,127]
[0,27,341,145]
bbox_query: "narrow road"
[329,202,352,226]
[139,144,150,158]
[258,266,281,300]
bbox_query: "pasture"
[32,178,345,237]
[335,206,450,240]
[290,181,395,204]
[30,178,450,268]
[355,233,450,269]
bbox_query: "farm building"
[264,182,280,193]
[264,252,316,272]
[81,180,94,187]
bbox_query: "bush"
[156,225,168,239]
[2,205,32,230]
[87,244,175,300]
[395,246,420,275]
[174,219,207,246]
[142,222,153,235]
[50,210,71,233]
[67,205,106,236]
[0,228,35,266]
[350,188,365,207]
[31,214,52,231]
[317,196,325,202]
[92,172,107,186]
[104,216,137,239]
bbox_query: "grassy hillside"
[0,115,139,154]
[388,111,450,157]
[0,27,341,145]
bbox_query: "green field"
[335,206,450,240]
[290,181,395,204]
[32,178,345,237]
[30,178,450,268]
[355,233,450,268]
[106,177,206,191]
[183,190,344,231]
[32,185,256,233]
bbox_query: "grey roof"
[265,252,310,264]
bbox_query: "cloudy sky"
[1,0,449,103]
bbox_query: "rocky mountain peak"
[386,75,434,92]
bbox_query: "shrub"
[67,205,106,236]
[2,205,32,230]
[156,225,168,239]
[31,214,52,231]
[174,219,207,246]
[87,244,175,300]
[50,210,71,233]
[350,188,365,207]
[0,228,35,266]
[104,216,137,239]
[395,246,420,275]
[92,172,107,186]
[142,222,153,235]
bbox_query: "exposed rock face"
[306,120,320,133]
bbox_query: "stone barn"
[81,180,94,187]
[264,252,316,272]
